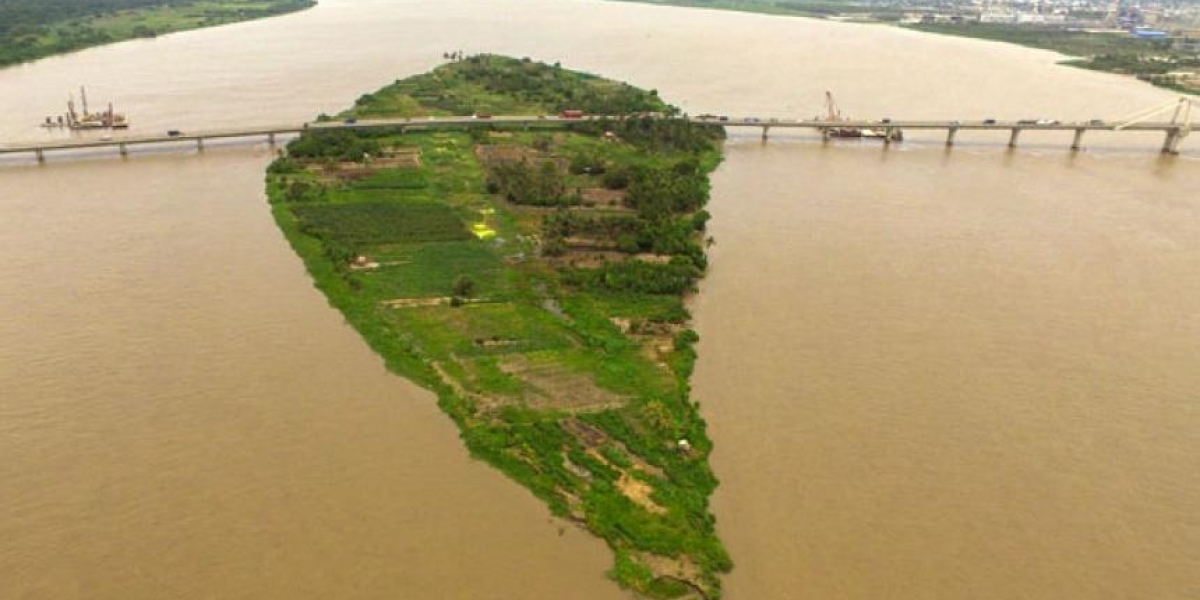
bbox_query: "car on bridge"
[983,118,997,125]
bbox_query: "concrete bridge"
[717,117,1190,152]
[0,111,1193,163]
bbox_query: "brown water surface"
[1,1,1196,599]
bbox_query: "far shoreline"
[0,0,317,70]
[601,0,1199,96]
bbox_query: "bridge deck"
[0,115,1189,156]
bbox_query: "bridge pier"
[946,127,958,147]
[761,126,770,142]
[119,143,128,157]
[34,148,44,163]
[1162,129,1183,154]
[1071,128,1086,152]
[196,138,204,152]
[884,127,895,145]
[1008,128,1022,148]
[268,133,276,146]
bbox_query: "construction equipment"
[43,86,130,131]
[818,91,903,142]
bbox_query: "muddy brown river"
[1,1,1196,599]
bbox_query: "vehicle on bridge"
[560,109,584,119]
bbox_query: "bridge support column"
[196,138,204,152]
[884,127,895,145]
[1070,128,1085,152]
[1162,129,1182,154]
[268,133,276,146]
[34,149,44,163]
[119,143,128,157]
[946,127,958,147]
[761,126,770,142]
[1008,128,1022,148]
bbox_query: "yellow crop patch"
[471,222,497,239]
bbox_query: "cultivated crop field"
[292,201,471,245]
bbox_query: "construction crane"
[824,91,844,121]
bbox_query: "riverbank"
[605,0,1199,95]
[265,55,730,599]
[0,0,315,68]
[907,23,1199,95]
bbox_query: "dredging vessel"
[40,87,129,130]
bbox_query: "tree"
[535,160,566,201]
[453,275,475,299]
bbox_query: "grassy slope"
[0,0,315,67]
[266,56,731,599]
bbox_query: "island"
[264,55,732,599]
[0,0,316,67]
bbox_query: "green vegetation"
[910,22,1170,56]
[265,55,730,599]
[350,56,671,118]
[0,0,315,67]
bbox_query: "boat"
[45,87,130,131]
[817,91,902,142]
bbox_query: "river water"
[1,1,1196,599]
